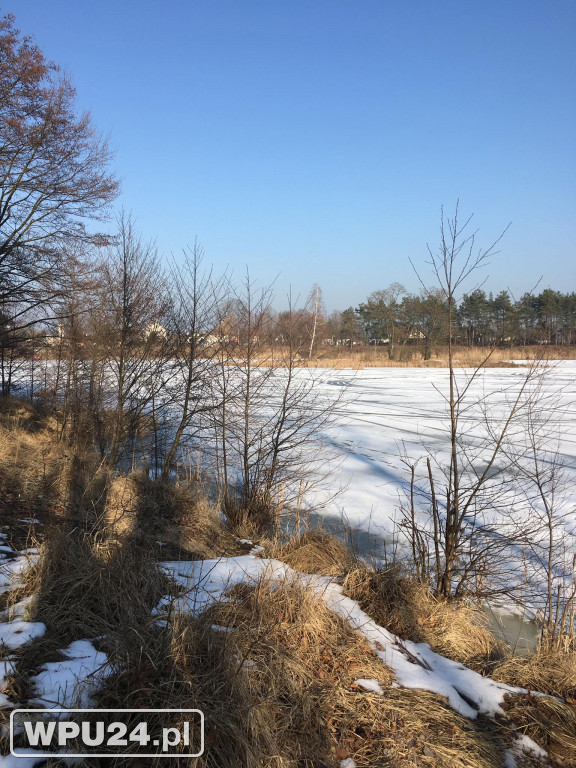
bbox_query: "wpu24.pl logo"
[10,709,204,758]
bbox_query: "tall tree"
[357,282,406,359]
[306,283,325,359]
[0,12,118,394]
[97,214,167,467]
[339,307,363,346]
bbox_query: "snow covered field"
[13,358,576,556]
[307,361,576,535]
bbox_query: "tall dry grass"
[261,529,356,577]
[258,344,576,369]
[3,400,576,766]
[172,577,511,767]
[0,398,63,521]
[343,565,505,669]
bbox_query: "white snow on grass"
[0,620,45,649]
[158,555,526,720]
[0,659,16,706]
[30,640,109,710]
[0,595,37,622]
[353,678,384,695]
[504,733,549,767]
[0,554,38,595]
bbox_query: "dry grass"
[261,530,356,576]
[343,566,504,668]
[500,694,576,767]
[343,565,576,766]
[184,578,514,767]
[0,397,63,521]
[103,471,238,558]
[493,648,576,701]
[271,345,576,369]
[3,398,576,766]
[488,649,576,765]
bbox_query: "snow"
[0,596,36,622]
[30,640,109,710]
[0,620,45,649]
[514,734,548,759]
[0,659,16,706]
[0,555,38,595]
[275,361,576,618]
[306,363,576,541]
[158,555,526,720]
[318,572,525,719]
[503,733,548,767]
[353,678,384,695]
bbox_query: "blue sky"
[6,1,576,310]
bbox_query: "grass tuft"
[344,565,505,668]
[262,530,356,576]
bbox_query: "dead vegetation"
[286,344,576,369]
[342,563,576,766]
[104,471,238,558]
[261,529,356,576]
[344,565,505,669]
[2,403,576,767]
[493,648,576,701]
[488,649,576,765]
[152,578,512,768]
[0,398,63,522]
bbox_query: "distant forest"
[319,286,576,356]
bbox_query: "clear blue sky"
[5,1,576,310]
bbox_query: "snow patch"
[0,620,45,649]
[157,555,527,720]
[0,595,37,621]
[353,678,384,695]
[0,554,38,595]
[0,659,16,707]
[30,640,109,710]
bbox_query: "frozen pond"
[308,361,576,545]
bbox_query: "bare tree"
[211,271,275,525]
[50,247,100,445]
[398,204,553,599]
[505,378,576,647]
[96,214,168,467]
[160,243,227,479]
[0,13,118,361]
[210,277,339,532]
[306,283,324,359]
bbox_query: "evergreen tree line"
[324,285,576,357]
